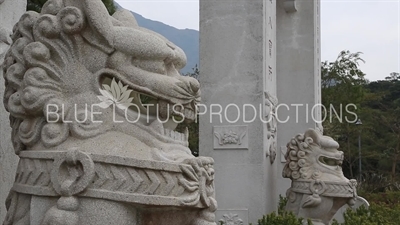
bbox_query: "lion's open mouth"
[99,75,195,143]
[319,156,343,168]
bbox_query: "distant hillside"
[115,3,199,74]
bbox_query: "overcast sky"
[116,0,399,81]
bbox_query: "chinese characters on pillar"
[266,0,275,83]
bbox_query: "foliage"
[271,194,400,225]
[361,78,400,187]
[360,191,400,207]
[331,205,378,225]
[321,50,400,190]
[349,78,400,191]
[331,203,400,225]
[277,195,288,215]
[332,191,400,225]
[385,72,400,81]
[269,194,400,225]
[254,196,310,225]
[184,64,199,80]
[321,50,368,180]
[27,0,45,12]
[26,0,116,15]
[101,0,116,15]
[220,196,310,225]
[253,212,308,225]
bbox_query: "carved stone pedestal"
[5,150,216,225]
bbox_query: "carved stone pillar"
[199,0,278,224]
[200,0,321,223]
[276,0,322,198]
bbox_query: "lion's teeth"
[170,130,174,139]
[172,130,177,139]
[162,128,186,142]
[184,127,189,142]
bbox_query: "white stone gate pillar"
[199,0,321,223]
[199,0,278,224]
[276,0,322,197]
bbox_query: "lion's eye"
[319,156,343,167]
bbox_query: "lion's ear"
[304,128,340,149]
[304,128,321,145]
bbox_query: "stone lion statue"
[283,129,357,225]
[2,0,216,224]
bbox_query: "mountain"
[114,3,199,74]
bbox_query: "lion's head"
[283,129,347,182]
[3,0,199,162]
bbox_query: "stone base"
[4,150,217,225]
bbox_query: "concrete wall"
[0,0,26,221]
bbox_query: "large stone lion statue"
[2,0,216,224]
[283,129,357,225]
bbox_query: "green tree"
[362,77,400,186]
[321,50,368,179]
[322,51,400,191]
[385,72,400,81]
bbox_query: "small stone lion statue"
[283,129,357,225]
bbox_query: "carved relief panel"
[213,126,248,150]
